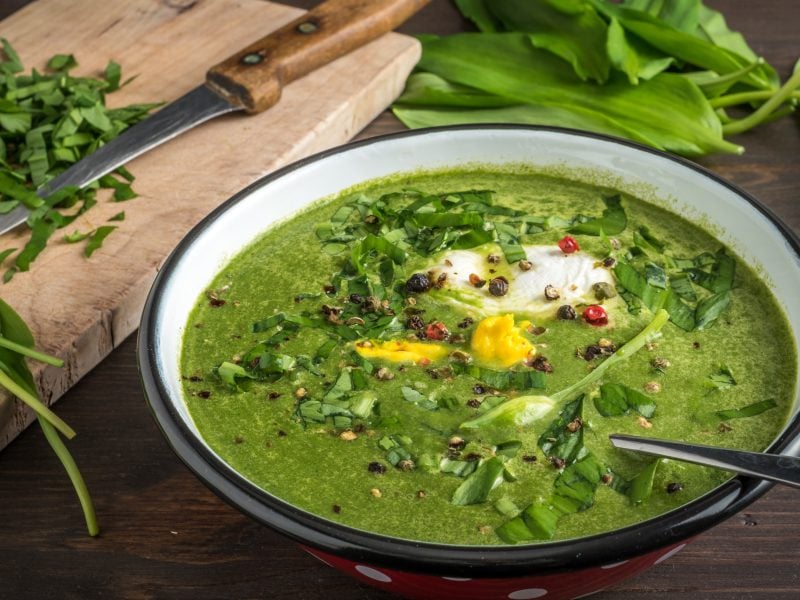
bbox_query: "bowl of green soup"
[139,126,800,600]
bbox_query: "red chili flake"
[557,235,580,254]
[583,304,608,326]
[468,273,486,288]
[425,321,449,340]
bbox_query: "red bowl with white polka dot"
[139,126,800,599]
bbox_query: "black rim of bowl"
[138,124,800,578]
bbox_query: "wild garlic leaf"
[589,0,775,91]
[415,32,739,156]
[538,396,585,465]
[568,195,627,236]
[451,456,505,505]
[595,383,656,418]
[694,290,731,330]
[628,458,661,504]
[715,399,777,420]
[454,0,503,32]
[705,364,736,391]
[488,0,612,84]
[84,225,116,258]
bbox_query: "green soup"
[181,168,795,546]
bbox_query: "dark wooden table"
[1,1,798,599]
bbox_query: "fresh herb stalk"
[39,417,99,536]
[551,309,669,403]
[722,67,800,134]
[0,369,75,438]
[0,337,64,366]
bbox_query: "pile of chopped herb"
[0,38,160,281]
[393,0,800,156]
[0,298,97,536]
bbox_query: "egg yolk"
[470,315,535,368]
[355,340,449,364]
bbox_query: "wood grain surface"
[0,0,420,450]
[0,1,798,599]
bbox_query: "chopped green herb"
[84,225,116,257]
[0,39,160,280]
[595,383,657,418]
[451,457,505,505]
[715,399,777,420]
[705,364,737,392]
[628,458,661,504]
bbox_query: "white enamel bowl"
[139,126,800,600]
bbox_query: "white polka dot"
[654,543,687,565]
[355,565,392,582]
[600,560,629,569]
[508,589,548,599]
[442,577,472,581]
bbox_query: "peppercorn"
[332,504,341,514]
[458,317,474,329]
[469,273,486,288]
[467,398,482,408]
[566,418,583,433]
[666,482,684,494]
[651,357,671,371]
[406,314,425,330]
[368,462,387,474]
[530,356,553,373]
[487,254,501,264]
[448,436,466,450]
[602,256,616,268]
[425,321,449,340]
[557,305,577,320]
[557,235,580,254]
[197,390,211,399]
[473,385,486,394]
[375,367,395,381]
[544,285,560,301]
[405,272,431,294]
[518,259,533,271]
[522,454,537,463]
[488,276,509,297]
[583,304,608,326]
[601,473,614,485]
[592,281,617,300]
[267,391,281,400]
[549,456,566,469]
[397,459,416,472]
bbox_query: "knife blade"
[0,0,429,236]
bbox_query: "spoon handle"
[609,434,800,489]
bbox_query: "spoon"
[609,434,800,489]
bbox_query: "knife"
[0,0,430,236]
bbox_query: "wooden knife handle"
[206,0,430,113]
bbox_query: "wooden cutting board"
[0,0,420,450]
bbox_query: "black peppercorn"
[488,276,509,297]
[405,272,431,294]
[367,461,387,474]
[666,482,684,494]
[557,305,577,320]
[406,314,425,330]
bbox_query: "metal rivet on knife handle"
[241,53,264,65]
[297,21,319,34]
[206,0,431,113]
